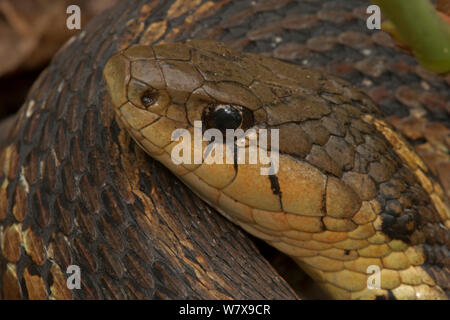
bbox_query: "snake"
[0,0,449,300]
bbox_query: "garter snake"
[104,40,450,299]
[0,0,449,300]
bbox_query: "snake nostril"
[141,90,157,108]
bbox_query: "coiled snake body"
[0,0,449,300]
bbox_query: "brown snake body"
[0,0,449,299]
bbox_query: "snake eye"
[202,104,253,133]
[141,90,158,108]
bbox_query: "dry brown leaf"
[0,0,118,76]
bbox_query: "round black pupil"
[213,106,242,132]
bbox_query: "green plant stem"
[372,0,450,73]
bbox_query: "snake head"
[102,39,375,229]
[103,39,369,237]
[103,41,449,300]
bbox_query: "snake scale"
[0,0,449,299]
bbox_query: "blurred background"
[0,0,118,121]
